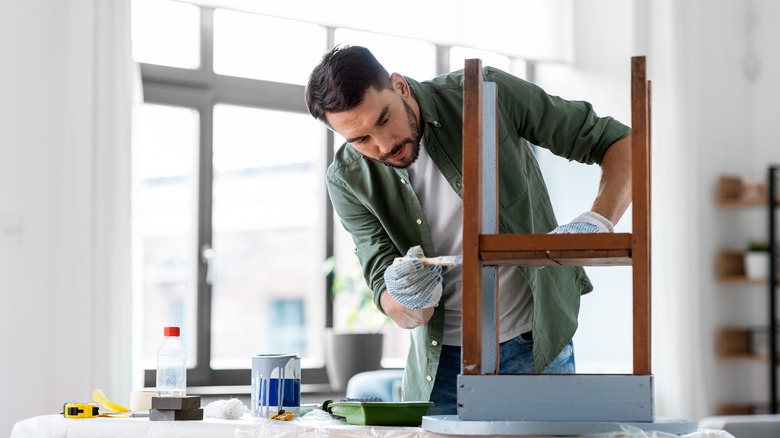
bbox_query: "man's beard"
[377,141,420,169]
[372,98,422,169]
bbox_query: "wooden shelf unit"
[714,168,780,415]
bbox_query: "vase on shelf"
[744,251,769,279]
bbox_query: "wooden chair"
[423,57,696,435]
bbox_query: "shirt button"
[416,219,422,225]
[400,178,407,184]
[426,375,433,382]
[456,182,462,188]
[431,340,439,346]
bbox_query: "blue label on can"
[262,378,301,407]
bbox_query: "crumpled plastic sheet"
[233,410,735,438]
[234,409,429,438]
[591,425,735,438]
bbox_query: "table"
[699,415,780,438]
[11,414,734,438]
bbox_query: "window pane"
[213,10,326,85]
[449,46,510,72]
[334,29,436,81]
[136,104,200,369]
[131,0,200,69]
[210,105,325,369]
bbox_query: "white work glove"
[383,246,443,310]
[549,211,614,234]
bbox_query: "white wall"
[687,0,780,415]
[1,3,95,434]
[0,2,134,437]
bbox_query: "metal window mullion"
[211,77,306,113]
[435,45,450,76]
[142,66,306,114]
[189,5,216,387]
[324,26,337,329]
[324,125,335,329]
[200,7,214,74]
[525,60,537,84]
[191,96,214,386]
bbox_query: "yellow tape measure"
[63,390,132,419]
[63,403,99,418]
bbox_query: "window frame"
[140,6,331,389]
[136,3,537,391]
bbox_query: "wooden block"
[151,395,201,410]
[458,374,654,422]
[150,408,204,421]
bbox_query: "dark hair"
[305,45,392,123]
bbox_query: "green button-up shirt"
[325,67,630,402]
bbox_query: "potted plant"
[323,252,391,391]
[744,240,769,279]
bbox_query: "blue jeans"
[427,335,575,415]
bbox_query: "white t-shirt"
[407,142,533,346]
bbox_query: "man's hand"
[380,291,435,329]
[383,246,443,309]
[549,211,614,234]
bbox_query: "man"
[305,45,631,414]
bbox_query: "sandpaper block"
[151,395,202,411]
[150,408,204,421]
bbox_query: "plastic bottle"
[156,326,187,397]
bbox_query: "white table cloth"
[12,414,734,438]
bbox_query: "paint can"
[251,354,301,418]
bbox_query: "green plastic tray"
[326,401,434,426]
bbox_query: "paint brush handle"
[392,255,463,267]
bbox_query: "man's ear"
[390,72,410,97]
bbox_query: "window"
[131,0,534,389]
[132,1,330,387]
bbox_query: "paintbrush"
[392,255,463,267]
